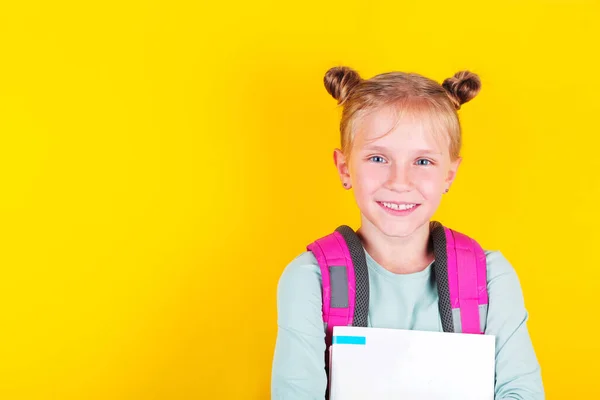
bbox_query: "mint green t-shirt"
[271,248,544,399]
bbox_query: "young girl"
[271,66,544,399]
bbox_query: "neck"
[356,218,434,275]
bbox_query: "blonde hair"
[324,67,481,161]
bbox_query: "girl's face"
[334,105,461,238]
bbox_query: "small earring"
[444,188,449,193]
[343,183,348,188]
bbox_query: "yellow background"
[1,0,599,398]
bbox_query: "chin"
[378,222,421,238]
[364,217,420,238]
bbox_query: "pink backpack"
[307,221,489,349]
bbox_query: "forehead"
[353,104,449,153]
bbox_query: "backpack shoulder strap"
[307,225,369,346]
[431,221,488,334]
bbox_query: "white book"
[329,326,496,400]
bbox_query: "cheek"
[354,164,386,189]
[414,169,445,193]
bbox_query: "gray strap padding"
[452,304,488,334]
[329,266,349,308]
[335,225,370,327]
[430,221,455,333]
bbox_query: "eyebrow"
[361,145,442,156]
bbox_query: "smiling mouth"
[378,201,419,211]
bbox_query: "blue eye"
[416,159,432,166]
[369,156,386,163]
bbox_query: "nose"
[385,163,413,192]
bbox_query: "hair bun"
[324,66,362,105]
[442,70,481,110]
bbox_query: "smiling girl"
[271,66,544,399]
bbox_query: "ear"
[333,148,352,189]
[445,156,462,187]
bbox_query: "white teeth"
[382,202,416,211]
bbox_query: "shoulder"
[276,251,325,330]
[278,251,322,287]
[276,251,322,305]
[484,250,518,283]
[483,249,526,305]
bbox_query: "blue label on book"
[333,335,366,345]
